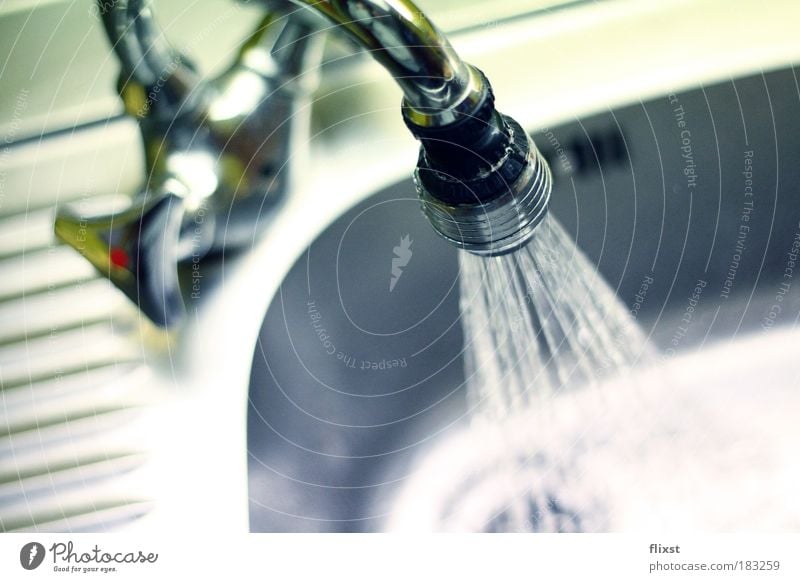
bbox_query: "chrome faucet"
[56,0,552,326]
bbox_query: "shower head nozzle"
[405,69,552,257]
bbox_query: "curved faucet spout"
[288,0,483,125]
[100,0,484,126]
[66,0,553,326]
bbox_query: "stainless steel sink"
[247,66,800,531]
[3,0,799,535]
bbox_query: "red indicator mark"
[109,247,130,269]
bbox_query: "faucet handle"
[60,6,325,327]
[54,193,187,327]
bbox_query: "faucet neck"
[290,0,483,126]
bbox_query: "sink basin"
[247,183,466,532]
[247,67,800,531]
[2,0,798,537]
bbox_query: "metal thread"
[417,135,552,256]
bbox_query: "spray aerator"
[405,67,552,257]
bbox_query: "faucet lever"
[55,4,323,327]
[54,193,187,327]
